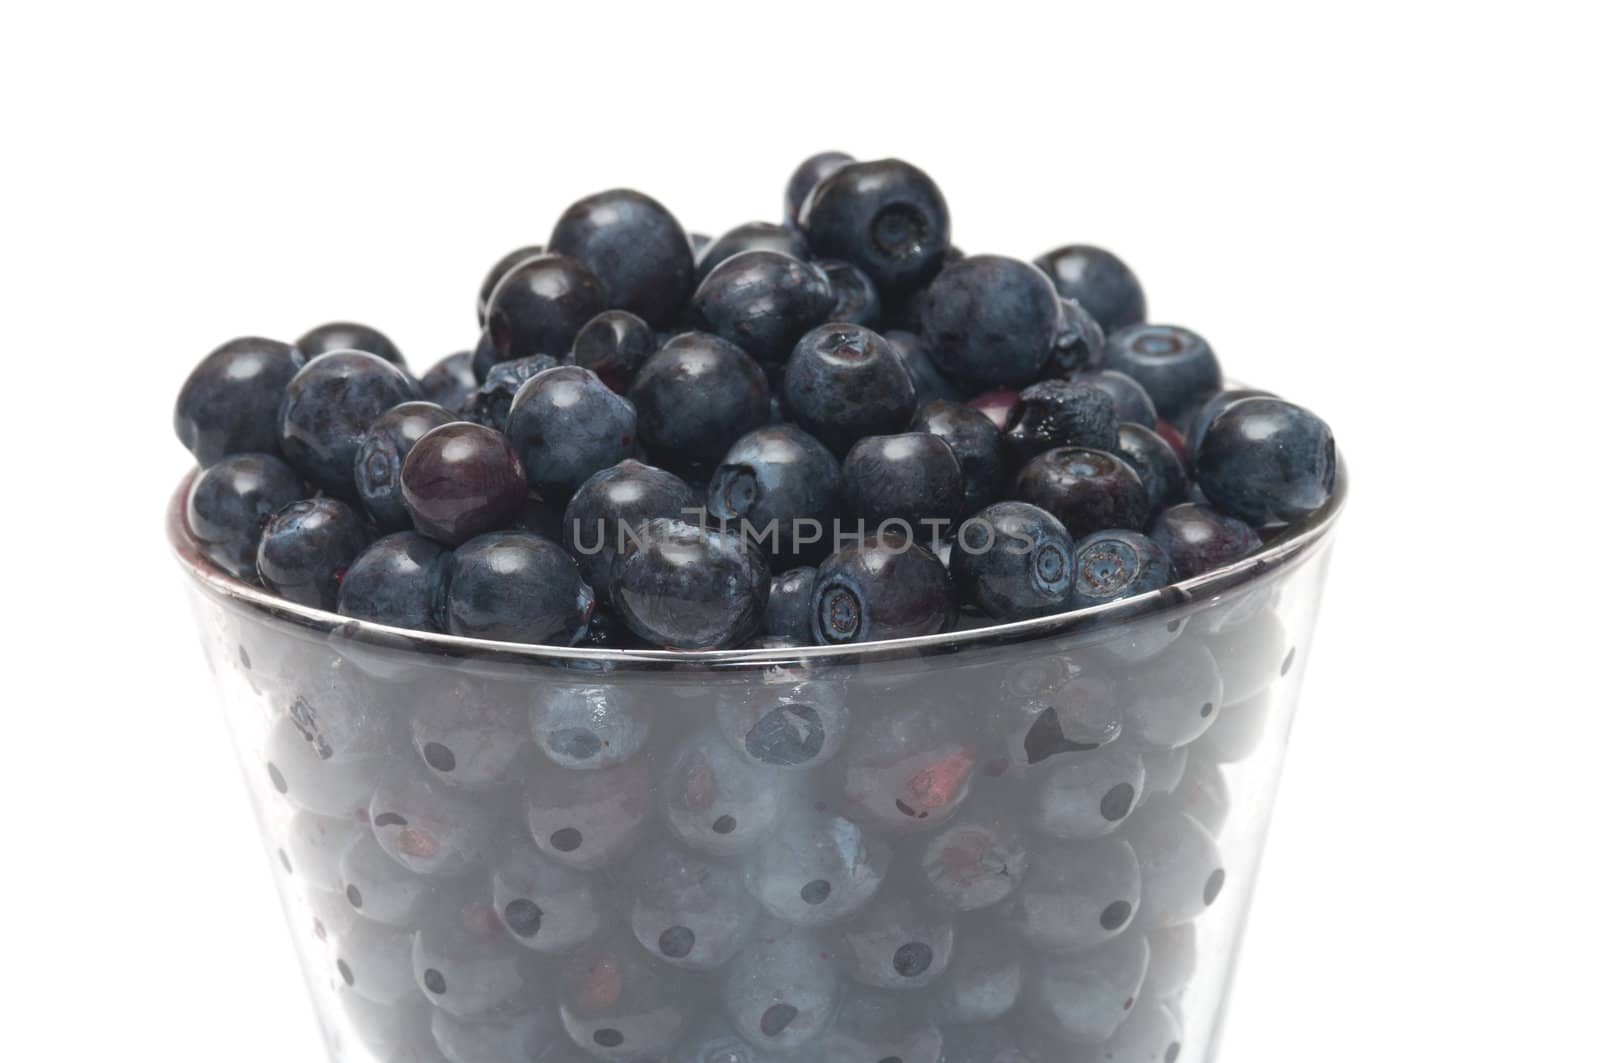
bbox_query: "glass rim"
[168,462,1347,670]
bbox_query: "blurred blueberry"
[784,149,854,227]
[1003,379,1119,462]
[921,811,1030,912]
[662,729,792,857]
[463,354,559,433]
[1013,447,1150,538]
[1123,804,1226,929]
[569,309,656,394]
[613,518,769,649]
[951,500,1075,621]
[1024,933,1152,1044]
[843,432,964,543]
[1195,397,1337,524]
[186,453,305,580]
[1031,747,1146,841]
[930,928,1024,1024]
[549,188,695,327]
[525,759,652,872]
[476,243,543,325]
[1103,323,1222,418]
[1006,834,1141,953]
[1071,529,1172,609]
[761,566,818,641]
[630,331,770,476]
[1149,501,1262,580]
[298,321,405,367]
[818,258,881,325]
[367,765,500,877]
[530,681,650,771]
[910,398,1006,516]
[486,252,605,363]
[491,843,604,954]
[922,255,1060,387]
[745,812,888,927]
[1115,422,1189,514]
[277,350,422,495]
[1033,244,1147,335]
[336,532,450,632]
[722,929,842,1052]
[444,531,594,645]
[353,401,456,530]
[1076,368,1159,428]
[818,993,943,1062]
[695,221,810,279]
[174,336,304,465]
[256,498,369,609]
[626,840,758,970]
[336,832,430,927]
[418,351,478,412]
[811,534,954,643]
[562,458,699,601]
[708,424,843,562]
[412,894,544,1018]
[784,323,916,455]
[558,934,691,1059]
[505,365,637,499]
[690,250,834,367]
[798,157,951,295]
[401,422,527,545]
[1116,637,1223,752]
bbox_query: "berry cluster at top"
[176,152,1337,651]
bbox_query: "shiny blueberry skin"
[1071,529,1173,608]
[843,433,964,541]
[922,255,1061,387]
[784,323,916,455]
[613,518,769,649]
[277,350,422,496]
[569,310,656,394]
[505,365,638,498]
[811,534,955,644]
[548,188,695,327]
[1149,501,1263,580]
[1103,323,1222,418]
[445,531,594,644]
[1003,380,1119,462]
[336,532,451,631]
[174,337,304,466]
[256,498,369,609]
[762,566,818,641]
[818,259,881,326]
[464,354,559,433]
[1195,397,1337,524]
[784,150,855,227]
[708,424,843,562]
[798,157,951,295]
[1115,422,1189,514]
[1076,369,1158,429]
[1047,298,1107,378]
[418,351,478,412]
[400,422,528,545]
[696,221,810,280]
[477,244,543,325]
[909,399,1006,517]
[297,322,405,367]
[1033,244,1147,335]
[1184,386,1275,458]
[486,253,606,363]
[883,330,962,404]
[689,250,834,368]
[186,453,305,580]
[1013,447,1150,538]
[629,332,770,475]
[951,500,1075,620]
[353,401,457,531]
[562,459,700,601]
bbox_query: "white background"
[2,3,1595,1060]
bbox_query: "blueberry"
[950,501,1075,621]
[909,399,1006,517]
[629,331,771,475]
[562,458,699,601]
[689,249,834,368]
[715,672,851,772]
[1031,747,1147,840]
[336,532,451,632]
[464,353,560,432]
[336,831,430,927]
[491,843,604,954]
[298,321,405,367]
[613,517,769,649]
[984,658,1123,769]
[1071,530,1173,610]
[721,928,841,1051]
[354,401,457,531]
[409,676,529,788]
[503,365,638,499]
[1033,244,1147,335]
[1003,380,1119,461]
[933,925,1024,1023]
[485,252,606,363]
[662,728,791,856]
[1103,324,1222,419]
[1183,386,1275,458]
[331,915,418,1005]
[922,254,1061,387]
[842,700,976,831]
[413,895,544,1018]
[1046,298,1107,378]
[1148,502,1261,581]
[843,432,964,543]
[818,258,882,325]
[883,329,963,404]
[283,811,362,893]
[1006,834,1141,953]
[811,534,954,644]
[525,759,652,871]
[695,221,811,279]
[667,1020,776,1063]
[921,810,1030,911]
[1144,922,1199,1001]
[569,309,656,394]
[761,566,818,641]
[431,1004,563,1063]
[625,840,758,969]
[1115,423,1189,515]
[1139,746,1190,805]
[174,337,304,465]
[399,422,526,545]
[418,351,479,413]
[529,681,650,770]
[548,188,695,327]
[798,157,951,295]
[745,812,889,926]
[939,1025,1041,1063]
[263,715,381,817]
[1058,994,1182,1063]
[185,453,305,580]
[818,993,944,1062]
[476,243,543,325]
[784,149,854,227]
[444,531,593,644]
[708,424,844,562]
[558,934,691,1059]
[1200,606,1291,704]
[1115,637,1223,751]
[1123,805,1225,930]
[1023,933,1152,1044]
[255,498,369,609]
[368,766,499,877]
[1078,369,1159,429]
[1013,447,1150,539]
[277,350,422,495]
[1194,397,1337,524]
[784,323,917,455]
[1171,741,1232,826]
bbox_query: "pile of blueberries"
[176,152,1336,652]
[176,153,1334,1063]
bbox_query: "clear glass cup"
[169,465,1345,1063]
